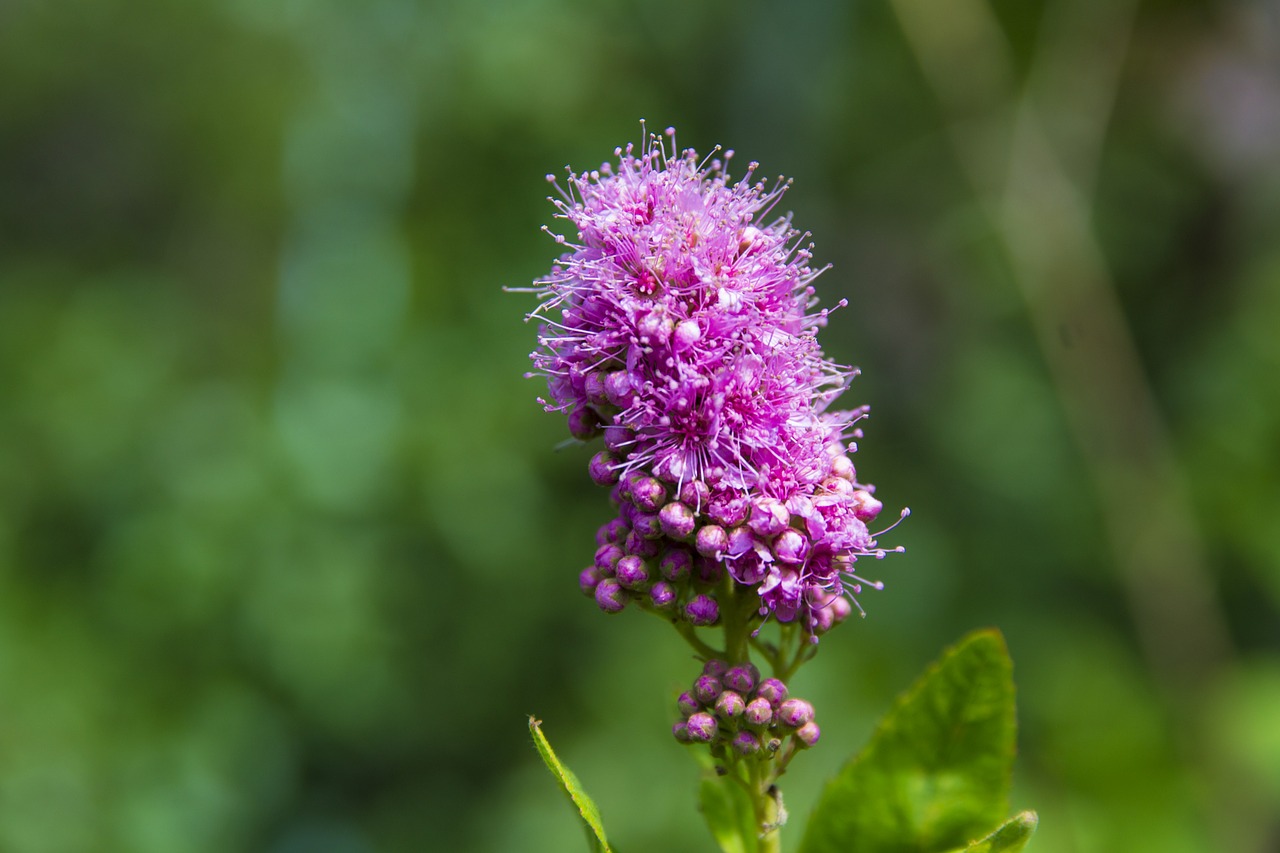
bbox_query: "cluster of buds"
[672,659,819,756]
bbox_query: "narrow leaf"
[960,811,1038,853]
[528,716,613,853]
[799,630,1017,853]
[700,772,759,853]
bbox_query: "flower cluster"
[672,660,820,757]
[526,126,902,631]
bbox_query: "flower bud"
[685,594,720,626]
[588,451,621,486]
[714,690,746,721]
[821,476,854,498]
[695,524,728,557]
[579,566,603,596]
[754,678,787,707]
[692,674,722,705]
[678,479,710,509]
[625,529,660,557]
[594,543,624,574]
[630,476,667,513]
[594,578,627,613]
[615,555,649,590]
[685,712,718,743]
[603,370,632,407]
[723,665,757,695]
[778,698,815,728]
[596,516,629,546]
[830,595,853,624]
[567,406,601,440]
[773,529,809,564]
[744,697,773,727]
[583,371,609,406]
[811,601,835,634]
[677,691,700,717]
[702,659,729,679]
[603,424,635,453]
[794,721,821,748]
[829,454,855,481]
[748,496,789,537]
[659,548,692,582]
[672,720,692,743]
[649,580,677,610]
[629,512,664,540]
[850,489,883,522]
[659,501,696,540]
[731,731,761,756]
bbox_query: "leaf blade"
[798,630,1017,853]
[528,716,613,853]
[960,811,1038,853]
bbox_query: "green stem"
[674,620,723,660]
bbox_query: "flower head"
[523,125,903,628]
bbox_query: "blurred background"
[1,0,1278,850]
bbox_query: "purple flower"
[524,125,902,627]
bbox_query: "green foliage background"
[1,0,1278,850]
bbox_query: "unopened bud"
[588,452,621,486]
[731,730,760,756]
[695,524,729,557]
[754,678,788,707]
[659,501,696,539]
[567,406,601,440]
[596,516,629,546]
[778,698,815,728]
[615,555,649,590]
[850,489,883,522]
[630,477,668,513]
[677,691,700,717]
[603,370,632,407]
[678,479,710,509]
[578,566,603,596]
[685,594,720,626]
[744,697,773,727]
[649,580,677,610]
[594,578,627,613]
[794,721,821,748]
[693,674,722,705]
[659,548,692,582]
[723,665,757,695]
[583,371,609,406]
[594,543,624,573]
[603,425,635,454]
[714,690,746,721]
[702,659,729,679]
[685,712,718,743]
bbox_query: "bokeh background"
[2,0,1278,850]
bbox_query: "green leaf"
[798,630,1017,853]
[957,811,1038,852]
[699,772,759,853]
[528,716,613,853]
